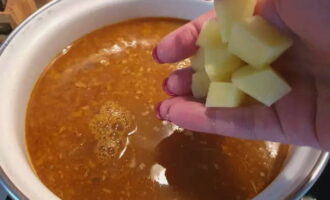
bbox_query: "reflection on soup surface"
[26,18,288,200]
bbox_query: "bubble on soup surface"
[89,101,136,160]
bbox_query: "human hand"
[153,0,330,150]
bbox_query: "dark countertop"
[306,162,330,199]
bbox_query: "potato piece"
[214,0,257,42]
[196,19,222,47]
[206,82,244,107]
[192,71,210,98]
[191,48,204,72]
[204,44,242,81]
[232,65,291,106]
[228,16,293,68]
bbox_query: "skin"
[153,0,330,150]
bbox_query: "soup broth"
[26,18,288,200]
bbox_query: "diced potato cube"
[206,82,245,107]
[196,19,222,47]
[205,44,242,81]
[191,48,204,72]
[214,0,257,42]
[192,71,210,98]
[232,65,291,106]
[228,16,293,68]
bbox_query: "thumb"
[275,0,330,59]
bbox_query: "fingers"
[316,81,330,151]
[152,1,294,65]
[156,97,288,143]
[276,0,330,59]
[255,0,288,33]
[157,69,322,148]
[273,73,321,148]
[163,67,193,96]
[152,10,216,64]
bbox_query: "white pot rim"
[0,0,328,200]
[0,1,64,199]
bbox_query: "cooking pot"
[0,0,328,199]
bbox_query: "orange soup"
[26,18,288,200]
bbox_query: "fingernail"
[152,46,164,64]
[162,78,175,96]
[155,102,163,120]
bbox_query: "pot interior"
[0,0,326,200]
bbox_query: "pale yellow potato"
[192,71,211,98]
[204,44,242,81]
[228,16,293,68]
[214,0,257,42]
[206,82,245,107]
[191,48,205,72]
[196,19,222,47]
[232,65,291,106]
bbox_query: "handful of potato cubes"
[191,0,293,107]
